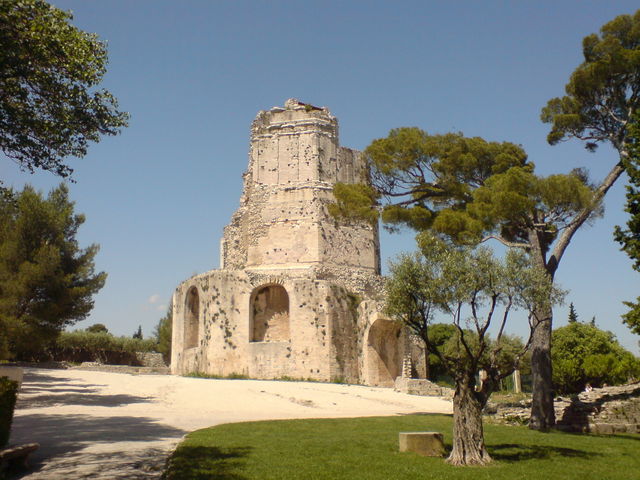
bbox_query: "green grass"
[163,415,640,479]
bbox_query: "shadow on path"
[11,413,187,473]
[17,392,151,409]
[16,370,148,409]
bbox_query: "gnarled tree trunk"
[447,378,491,466]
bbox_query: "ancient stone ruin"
[171,99,407,386]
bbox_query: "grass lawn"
[163,414,640,480]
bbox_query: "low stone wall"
[74,363,170,375]
[555,382,640,434]
[394,377,454,399]
[487,382,640,433]
[135,352,166,368]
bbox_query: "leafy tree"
[535,9,640,427]
[614,113,640,335]
[86,323,108,334]
[133,325,143,340]
[0,0,129,179]
[154,304,172,364]
[334,10,640,430]
[332,128,597,430]
[385,234,561,466]
[568,303,579,323]
[0,184,106,360]
[552,322,640,393]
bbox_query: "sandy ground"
[9,368,452,479]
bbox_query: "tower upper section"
[221,99,380,277]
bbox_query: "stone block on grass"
[399,432,444,457]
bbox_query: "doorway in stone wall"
[250,284,290,342]
[184,287,200,349]
[367,318,401,387]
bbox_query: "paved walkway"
[10,368,452,479]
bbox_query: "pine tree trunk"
[528,229,556,431]
[447,380,492,466]
[529,303,555,430]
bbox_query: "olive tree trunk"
[447,378,491,466]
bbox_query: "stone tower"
[222,98,380,277]
[171,100,404,386]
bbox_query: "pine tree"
[0,184,106,359]
[568,303,579,323]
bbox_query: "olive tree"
[385,234,562,465]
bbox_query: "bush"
[0,377,18,447]
[50,330,157,365]
[552,322,640,393]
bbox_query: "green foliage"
[0,0,129,178]
[86,323,108,334]
[541,10,640,151]
[332,128,529,233]
[385,234,561,389]
[0,377,17,447]
[54,330,156,363]
[568,303,579,323]
[614,113,640,335]
[132,325,143,340]
[154,304,172,363]
[164,415,640,480]
[552,322,640,393]
[0,184,106,360]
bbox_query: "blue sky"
[4,1,640,353]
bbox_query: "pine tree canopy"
[541,10,640,152]
[0,184,106,359]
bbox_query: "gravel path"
[10,368,452,479]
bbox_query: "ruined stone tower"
[171,100,405,386]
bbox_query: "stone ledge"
[394,377,454,399]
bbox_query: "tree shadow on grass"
[165,446,252,480]
[489,443,598,462]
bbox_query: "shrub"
[552,322,640,393]
[0,377,18,447]
[51,330,157,365]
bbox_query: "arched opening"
[251,284,290,342]
[367,319,401,387]
[184,287,200,349]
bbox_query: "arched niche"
[367,318,401,387]
[251,284,290,342]
[184,287,200,349]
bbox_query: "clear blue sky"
[4,0,640,354]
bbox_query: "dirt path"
[10,368,452,479]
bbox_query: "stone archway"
[250,284,290,342]
[184,287,200,349]
[366,318,402,387]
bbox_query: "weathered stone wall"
[171,100,404,387]
[171,268,379,383]
[221,99,379,276]
[555,383,640,434]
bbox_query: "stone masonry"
[171,99,407,386]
